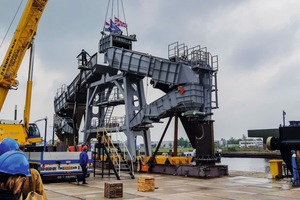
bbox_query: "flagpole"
[283,110,286,127]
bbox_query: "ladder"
[95,128,134,179]
[104,106,114,127]
[211,55,219,109]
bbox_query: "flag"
[110,19,122,33]
[104,19,122,33]
[114,16,120,26]
[114,16,128,28]
[121,21,128,28]
[104,21,110,32]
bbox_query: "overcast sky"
[1,0,300,143]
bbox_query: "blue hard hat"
[0,150,31,176]
[0,138,20,155]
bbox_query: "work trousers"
[80,164,87,183]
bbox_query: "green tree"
[227,137,239,145]
[177,137,192,148]
[177,137,185,147]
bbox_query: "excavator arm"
[0,0,48,111]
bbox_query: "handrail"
[102,127,121,176]
[115,126,134,175]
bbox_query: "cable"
[0,0,24,49]
[102,0,128,35]
[121,0,126,23]
[102,0,110,32]
[111,0,114,22]
[120,0,128,35]
[116,0,120,20]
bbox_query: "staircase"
[103,106,114,127]
[95,128,135,179]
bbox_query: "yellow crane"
[0,0,48,145]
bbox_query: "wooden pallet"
[137,176,155,192]
[104,182,123,198]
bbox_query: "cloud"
[2,0,300,143]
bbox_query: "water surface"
[219,157,270,173]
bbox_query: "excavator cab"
[28,123,41,138]
[27,123,42,144]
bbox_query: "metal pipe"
[14,105,17,120]
[43,117,47,152]
[148,116,173,164]
[24,39,35,131]
[34,117,48,152]
[174,113,178,156]
[267,137,300,150]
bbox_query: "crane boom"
[0,0,47,146]
[0,0,48,111]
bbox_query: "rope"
[0,0,24,49]
[116,0,120,20]
[120,0,128,35]
[102,0,111,32]
[102,0,128,35]
[111,0,114,22]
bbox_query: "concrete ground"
[44,171,300,200]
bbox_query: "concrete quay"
[44,171,300,200]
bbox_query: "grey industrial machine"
[53,31,227,178]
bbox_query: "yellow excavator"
[0,0,48,146]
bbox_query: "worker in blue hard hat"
[0,150,31,199]
[0,138,48,199]
[0,138,20,155]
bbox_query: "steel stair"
[94,128,134,179]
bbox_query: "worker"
[79,145,89,184]
[77,49,90,66]
[22,168,48,200]
[0,150,31,199]
[0,138,48,199]
[0,138,20,155]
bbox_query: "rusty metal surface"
[149,164,228,178]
